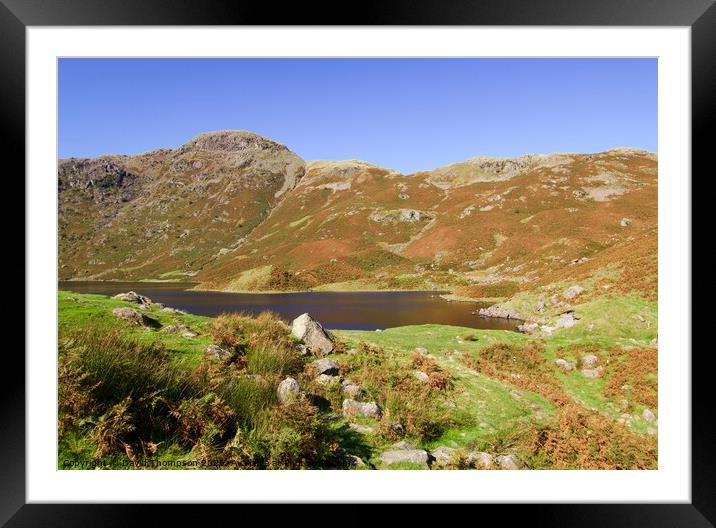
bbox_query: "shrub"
[210,311,294,357]
[409,352,453,391]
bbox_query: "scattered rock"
[478,306,523,320]
[277,377,301,404]
[582,366,605,378]
[161,306,186,314]
[555,358,575,371]
[342,399,381,419]
[581,354,599,368]
[431,446,456,466]
[291,313,334,355]
[341,380,364,400]
[642,408,656,422]
[549,295,559,306]
[466,452,494,469]
[205,344,230,360]
[536,300,546,312]
[518,322,539,333]
[161,325,180,334]
[496,454,523,470]
[555,312,577,329]
[112,307,145,325]
[310,358,339,376]
[380,445,430,468]
[181,331,196,338]
[646,427,657,436]
[541,325,556,335]
[413,370,430,383]
[348,423,374,434]
[620,218,632,227]
[414,347,429,355]
[390,423,406,437]
[563,285,585,300]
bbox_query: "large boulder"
[310,358,339,376]
[277,377,301,404]
[112,307,145,325]
[113,291,152,306]
[342,399,381,419]
[291,313,334,356]
[380,443,430,468]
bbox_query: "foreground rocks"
[310,358,339,376]
[379,441,430,468]
[477,305,523,320]
[112,307,152,326]
[342,399,381,419]
[291,313,334,355]
[113,291,152,308]
[277,377,302,404]
[205,344,230,360]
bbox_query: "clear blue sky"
[58,58,657,173]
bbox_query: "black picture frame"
[5,0,710,525]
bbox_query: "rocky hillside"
[58,131,305,280]
[59,132,657,304]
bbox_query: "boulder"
[315,373,340,386]
[642,408,656,422]
[310,358,339,376]
[555,312,577,329]
[113,291,152,306]
[112,307,144,325]
[518,322,539,333]
[582,366,605,378]
[291,313,334,355]
[389,423,406,437]
[341,380,364,400]
[346,454,367,468]
[277,377,301,404]
[205,344,230,360]
[555,358,575,372]
[496,454,523,470]
[620,217,632,227]
[342,399,381,419]
[563,285,585,300]
[466,451,494,469]
[414,347,429,355]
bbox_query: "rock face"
[310,358,339,376]
[277,377,301,404]
[112,307,145,325]
[342,399,381,419]
[291,313,334,356]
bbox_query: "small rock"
[555,312,576,329]
[646,427,657,436]
[541,325,556,335]
[182,331,196,338]
[112,307,144,325]
[277,377,301,404]
[642,408,656,422]
[518,322,539,333]
[341,381,364,400]
[296,343,309,356]
[310,358,339,376]
[346,454,367,468]
[161,325,180,334]
[205,344,230,360]
[620,218,632,227]
[581,354,599,368]
[390,423,406,437]
[342,399,381,419]
[549,295,559,306]
[380,448,430,468]
[466,452,494,469]
[161,306,186,314]
[582,366,605,378]
[563,285,585,300]
[415,347,429,355]
[431,446,456,466]
[536,300,546,312]
[496,454,523,470]
[348,423,375,434]
[555,358,575,372]
[413,370,430,383]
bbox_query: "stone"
[549,295,559,306]
[620,217,632,227]
[380,448,430,468]
[413,370,430,383]
[414,347,429,355]
[390,423,406,437]
[342,399,381,419]
[581,354,599,368]
[341,381,364,400]
[582,366,605,378]
[536,300,546,312]
[348,423,374,434]
[291,313,334,355]
[496,454,523,470]
[113,291,152,305]
[555,358,575,372]
[466,451,494,469]
[205,344,230,360]
[296,343,309,356]
[556,312,577,329]
[182,331,196,338]
[642,408,656,422]
[518,322,539,333]
[563,285,585,300]
[277,377,301,404]
[431,446,456,466]
[112,307,144,325]
[346,454,367,468]
[310,358,339,376]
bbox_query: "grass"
[58,289,658,470]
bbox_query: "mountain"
[58,132,657,303]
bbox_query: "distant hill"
[59,131,657,302]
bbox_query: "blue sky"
[58,58,657,173]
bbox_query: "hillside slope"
[58,131,305,280]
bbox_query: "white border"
[27,27,691,503]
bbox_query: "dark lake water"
[58,281,521,332]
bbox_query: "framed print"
[6,0,711,524]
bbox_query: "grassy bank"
[58,290,657,470]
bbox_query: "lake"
[58,281,521,331]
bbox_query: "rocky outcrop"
[291,313,334,356]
